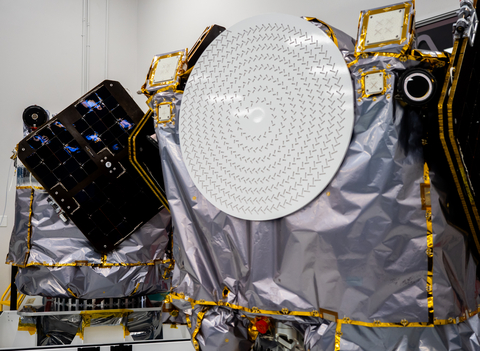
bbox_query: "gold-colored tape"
[445,40,480,251]
[17,321,36,335]
[11,145,18,160]
[22,188,35,267]
[423,164,435,324]
[128,110,170,211]
[339,317,431,328]
[180,66,194,78]
[435,308,479,325]
[16,186,44,190]
[334,320,342,351]
[162,260,175,280]
[67,288,78,298]
[438,39,480,254]
[348,50,446,69]
[11,258,172,269]
[129,283,141,296]
[75,310,135,340]
[303,17,339,48]
[169,292,324,318]
[12,177,172,269]
[169,288,480,328]
[192,307,209,351]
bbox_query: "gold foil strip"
[445,40,480,250]
[423,163,434,324]
[438,39,480,254]
[334,320,342,351]
[12,258,172,269]
[303,17,339,48]
[169,292,333,318]
[128,110,170,210]
[16,186,44,190]
[17,320,36,336]
[192,307,208,351]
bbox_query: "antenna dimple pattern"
[180,14,354,221]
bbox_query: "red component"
[255,319,269,334]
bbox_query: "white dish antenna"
[180,13,354,221]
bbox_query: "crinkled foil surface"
[29,310,162,346]
[7,188,172,298]
[154,17,480,350]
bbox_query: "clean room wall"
[0,0,139,307]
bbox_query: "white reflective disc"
[180,13,354,221]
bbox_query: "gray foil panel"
[195,306,252,351]
[157,66,430,322]
[8,188,172,298]
[156,20,479,331]
[6,187,33,266]
[339,318,480,351]
[15,263,171,298]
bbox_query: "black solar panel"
[18,80,166,253]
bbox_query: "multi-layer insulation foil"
[151,8,480,351]
[6,187,172,298]
[20,310,162,346]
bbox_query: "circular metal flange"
[180,13,354,221]
[398,68,437,106]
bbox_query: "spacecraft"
[6,0,480,349]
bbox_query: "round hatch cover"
[180,13,354,221]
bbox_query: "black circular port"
[406,74,431,99]
[22,105,48,129]
[398,68,437,106]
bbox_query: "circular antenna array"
[180,13,354,221]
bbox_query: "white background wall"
[0,0,459,305]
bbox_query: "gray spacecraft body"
[150,2,480,350]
